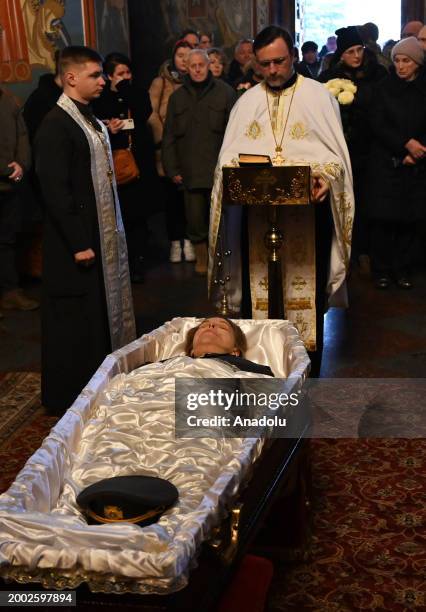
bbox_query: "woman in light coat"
[148,40,195,263]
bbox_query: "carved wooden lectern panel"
[222,166,311,207]
[220,165,312,319]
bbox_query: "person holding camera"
[0,85,38,316]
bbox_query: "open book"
[238,153,272,166]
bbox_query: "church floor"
[1,253,425,379]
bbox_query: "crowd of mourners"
[1,17,426,325]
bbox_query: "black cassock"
[35,101,111,414]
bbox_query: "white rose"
[332,78,345,90]
[343,81,357,94]
[328,87,340,98]
[338,90,354,105]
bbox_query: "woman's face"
[394,54,420,81]
[341,44,364,69]
[199,35,212,49]
[209,54,224,77]
[191,317,238,357]
[174,47,190,73]
[110,63,132,90]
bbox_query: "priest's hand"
[172,175,183,185]
[75,248,95,266]
[8,161,24,182]
[405,138,426,160]
[310,175,329,203]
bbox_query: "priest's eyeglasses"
[258,56,288,68]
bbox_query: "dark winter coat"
[23,73,62,142]
[0,88,31,192]
[35,102,111,411]
[234,69,262,90]
[367,68,426,221]
[228,59,245,86]
[93,79,152,171]
[297,60,321,79]
[162,73,237,189]
[319,48,388,171]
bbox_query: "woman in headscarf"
[367,37,426,289]
[319,26,388,274]
[148,40,195,264]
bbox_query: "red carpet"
[0,373,57,493]
[269,438,426,611]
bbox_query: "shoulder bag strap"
[127,108,133,151]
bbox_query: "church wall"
[0,1,130,104]
[128,0,269,89]
[401,0,426,25]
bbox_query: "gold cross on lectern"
[254,170,278,197]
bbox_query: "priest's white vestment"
[208,75,354,351]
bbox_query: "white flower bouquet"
[324,78,357,105]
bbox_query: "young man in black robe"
[35,46,135,416]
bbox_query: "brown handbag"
[112,111,140,185]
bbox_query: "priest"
[208,25,354,376]
[35,46,136,414]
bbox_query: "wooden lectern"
[222,165,311,318]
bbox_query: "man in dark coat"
[35,46,135,415]
[162,49,237,274]
[23,61,62,143]
[297,41,321,79]
[228,39,254,86]
[0,86,38,316]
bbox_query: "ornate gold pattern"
[289,122,309,140]
[255,298,268,311]
[311,161,343,180]
[104,505,123,520]
[245,120,263,140]
[286,298,312,310]
[259,277,268,291]
[291,276,307,291]
[396,589,424,607]
[337,191,353,251]
[265,78,298,165]
[225,167,310,206]
[294,313,309,343]
[0,566,187,594]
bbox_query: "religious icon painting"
[187,0,207,18]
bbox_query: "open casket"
[0,318,310,610]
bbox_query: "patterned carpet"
[0,373,57,492]
[0,372,43,444]
[269,438,426,611]
[1,377,425,610]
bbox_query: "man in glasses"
[209,25,354,377]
